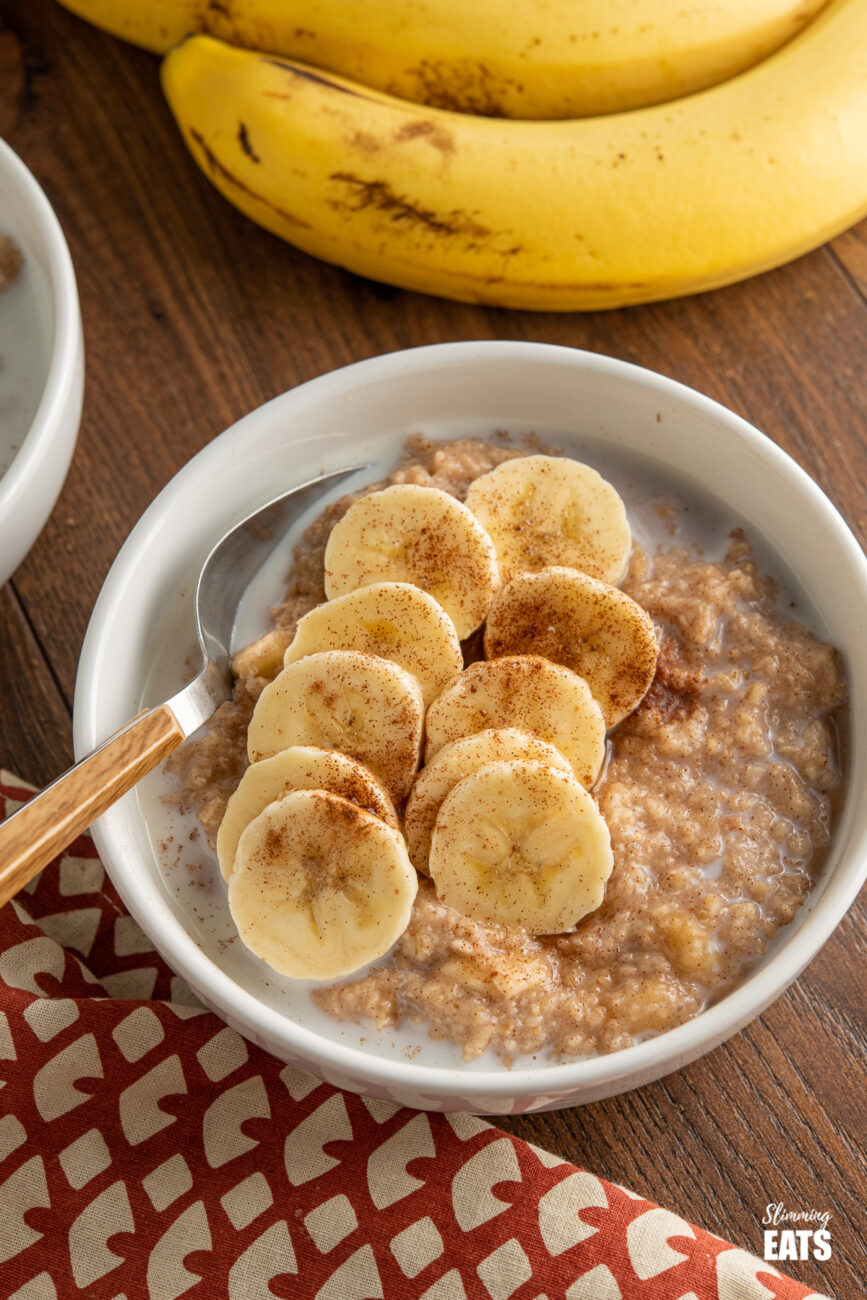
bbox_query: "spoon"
[0,463,366,906]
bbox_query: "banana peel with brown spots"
[160,10,867,311]
[57,0,829,119]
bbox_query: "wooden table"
[1,4,864,1293]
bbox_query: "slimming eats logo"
[762,1203,832,1262]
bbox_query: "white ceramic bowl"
[0,137,84,586]
[74,342,867,1114]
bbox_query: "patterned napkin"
[0,772,830,1300]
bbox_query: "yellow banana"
[60,0,829,119]
[161,6,867,312]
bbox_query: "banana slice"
[232,628,289,683]
[248,649,424,802]
[464,454,631,585]
[484,567,658,727]
[425,655,606,788]
[216,745,399,881]
[429,759,613,934]
[323,483,500,639]
[228,788,417,979]
[405,728,573,875]
[283,581,462,708]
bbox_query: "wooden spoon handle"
[0,704,185,908]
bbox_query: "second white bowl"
[0,137,83,586]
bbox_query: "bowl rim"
[75,340,867,1101]
[0,136,82,527]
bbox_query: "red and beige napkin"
[0,771,830,1299]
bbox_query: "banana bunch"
[221,456,660,978]
[58,0,827,119]
[60,0,867,310]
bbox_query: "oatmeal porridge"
[166,436,845,1063]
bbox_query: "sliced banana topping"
[429,759,613,934]
[247,649,424,802]
[464,454,631,585]
[218,455,661,960]
[484,566,659,727]
[323,483,500,639]
[405,727,573,875]
[232,628,289,683]
[216,745,399,882]
[283,581,462,708]
[228,789,417,979]
[425,655,606,788]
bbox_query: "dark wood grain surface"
[1,3,864,1294]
